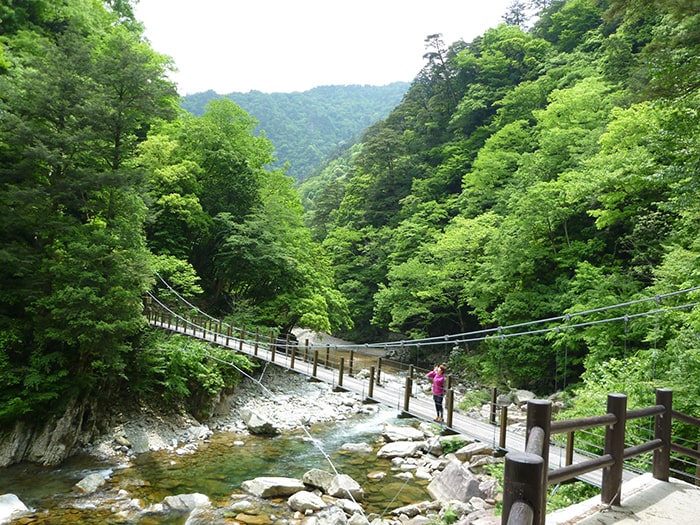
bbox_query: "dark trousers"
[433,394,444,417]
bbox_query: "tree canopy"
[302,0,700,402]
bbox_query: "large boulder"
[382,424,424,442]
[75,472,108,494]
[303,468,336,493]
[426,462,484,502]
[288,490,328,512]
[240,408,280,436]
[453,442,493,463]
[162,493,210,511]
[301,505,348,525]
[376,441,426,459]
[241,476,306,498]
[0,494,29,522]
[327,474,364,501]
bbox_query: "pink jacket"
[427,370,445,396]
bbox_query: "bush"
[441,437,467,454]
[129,333,255,418]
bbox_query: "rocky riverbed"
[0,366,505,525]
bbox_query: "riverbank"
[85,365,372,462]
[1,362,503,524]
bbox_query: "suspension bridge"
[145,291,640,489]
[144,282,700,524]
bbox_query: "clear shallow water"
[0,407,432,523]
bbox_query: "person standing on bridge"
[426,364,447,422]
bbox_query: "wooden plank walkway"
[149,318,637,488]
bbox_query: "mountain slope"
[181,83,409,181]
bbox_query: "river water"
[0,406,432,524]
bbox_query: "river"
[0,406,433,524]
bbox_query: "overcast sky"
[134,0,514,95]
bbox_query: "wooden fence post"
[602,393,627,506]
[500,406,508,450]
[653,388,673,482]
[403,375,412,414]
[312,349,319,378]
[446,389,454,428]
[368,366,375,399]
[502,452,544,525]
[338,357,345,388]
[526,399,552,525]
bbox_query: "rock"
[513,390,536,406]
[0,494,29,522]
[229,499,257,512]
[240,408,280,436]
[382,424,424,442]
[376,441,426,459]
[390,501,440,517]
[288,490,328,512]
[162,493,211,511]
[453,442,492,463]
[424,436,443,456]
[348,511,370,525]
[340,443,373,453]
[302,505,348,525]
[75,472,108,494]
[125,428,154,454]
[241,476,306,498]
[235,513,273,525]
[303,468,336,493]
[427,462,484,502]
[335,498,364,514]
[327,474,364,501]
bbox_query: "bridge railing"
[145,302,518,446]
[502,388,700,525]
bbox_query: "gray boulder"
[376,441,426,459]
[453,442,493,463]
[302,505,348,525]
[288,490,328,512]
[162,493,211,511]
[240,408,280,436]
[382,423,424,442]
[241,476,306,498]
[0,494,29,522]
[327,474,364,501]
[75,472,108,494]
[303,468,336,492]
[427,462,484,502]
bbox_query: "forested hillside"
[181,83,409,181]
[303,0,700,411]
[0,0,348,450]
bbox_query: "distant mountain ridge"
[181,83,410,181]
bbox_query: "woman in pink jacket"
[426,363,447,422]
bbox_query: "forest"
[1,0,700,453]
[181,83,409,182]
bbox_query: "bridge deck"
[547,472,700,524]
[150,320,636,488]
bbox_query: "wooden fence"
[502,388,700,525]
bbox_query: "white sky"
[134,0,514,95]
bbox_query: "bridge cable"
[151,293,368,518]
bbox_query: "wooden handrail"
[502,388,695,525]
